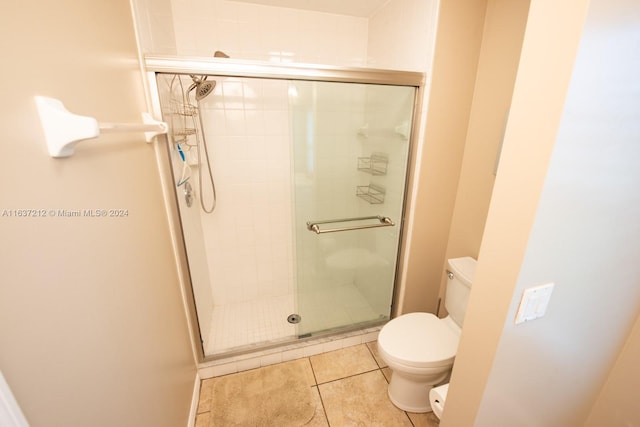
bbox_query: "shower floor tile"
[205,294,296,354]
[204,283,382,355]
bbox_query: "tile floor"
[196,342,440,426]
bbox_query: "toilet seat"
[378,313,460,369]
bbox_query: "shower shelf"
[357,154,388,175]
[172,128,197,137]
[356,184,386,204]
[169,101,198,116]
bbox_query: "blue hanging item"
[177,143,186,162]
[176,143,192,187]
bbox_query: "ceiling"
[227,0,389,18]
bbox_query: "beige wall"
[441,0,589,424]
[399,0,487,314]
[586,310,640,426]
[0,1,195,426]
[438,0,530,313]
[444,0,640,424]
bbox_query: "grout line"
[314,385,331,426]
[314,367,383,386]
[306,356,331,426]
[363,345,421,427]
[196,359,435,427]
[364,341,383,368]
[306,357,319,386]
[406,411,417,426]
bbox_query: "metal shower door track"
[144,55,424,86]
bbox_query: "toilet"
[377,256,476,413]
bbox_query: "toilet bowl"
[377,313,460,412]
[377,257,476,413]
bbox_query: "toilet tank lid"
[447,257,477,287]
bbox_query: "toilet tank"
[444,257,477,327]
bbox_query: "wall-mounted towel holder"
[35,96,168,158]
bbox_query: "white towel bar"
[35,96,168,158]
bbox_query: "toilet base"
[388,387,432,413]
[387,370,447,413]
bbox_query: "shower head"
[194,79,216,101]
[188,75,217,101]
[186,51,227,101]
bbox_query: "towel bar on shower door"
[306,215,395,234]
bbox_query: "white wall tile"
[207,362,238,377]
[166,0,369,66]
[236,356,261,372]
[149,0,434,355]
[259,352,283,367]
[194,75,295,305]
[367,0,437,72]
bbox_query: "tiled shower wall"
[170,0,368,66]
[291,81,368,297]
[292,82,415,323]
[353,85,415,316]
[131,0,177,54]
[134,0,438,72]
[193,78,413,309]
[197,77,294,305]
[368,0,438,71]
[133,0,438,358]
[158,0,437,311]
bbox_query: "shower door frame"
[144,55,425,362]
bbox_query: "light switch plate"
[515,282,554,324]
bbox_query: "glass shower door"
[289,80,416,337]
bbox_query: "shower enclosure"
[148,57,422,358]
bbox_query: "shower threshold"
[198,322,386,378]
[203,284,388,359]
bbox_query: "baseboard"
[187,373,200,427]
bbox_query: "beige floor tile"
[310,344,379,384]
[206,358,316,426]
[306,386,330,426]
[381,366,392,382]
[290,357,317,386]
[194,411,210,427]
[366,341,388,368]
[319,370,412,426]
[407,411,440,427]
[197,378,214,413]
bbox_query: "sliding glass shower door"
[154,63,418,356]
[289,81,415,337]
